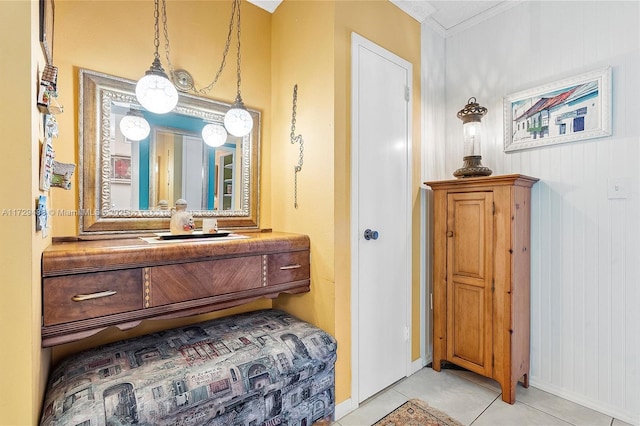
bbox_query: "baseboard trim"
[529,378,639,425]
[337,360,427,421]
[334,398,354,421]
[410,357,425,375]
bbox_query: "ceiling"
[391,0,515,33]
[247,0,519,36]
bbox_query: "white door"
[182,135,204,208]
[351,33,412,403]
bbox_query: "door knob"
[364,229,379,240]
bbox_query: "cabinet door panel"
[449,195,488,280]
[446,191,493,375]
[450,283,486,366]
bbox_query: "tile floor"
[334,367,633,426]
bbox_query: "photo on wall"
[111,155,132,183]
[503,67,612,152]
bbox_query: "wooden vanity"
[41,232,310,347]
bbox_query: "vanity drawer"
[147,256,263,307]
[43,269,144,326]
[267,250,310,285]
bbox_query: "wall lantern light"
[453,97,492,178]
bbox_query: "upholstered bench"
[40,309,336,426]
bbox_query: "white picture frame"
[503,67,612,152]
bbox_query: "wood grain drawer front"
[148,256,262,307]
[43,269,143,326]
[267,250,310,285]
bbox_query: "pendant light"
[135,0,178,114]
[224,0,253,137]
[202,122,228,147]
[119,109,150,141]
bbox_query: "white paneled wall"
[422,1,640,423]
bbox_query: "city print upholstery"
[40,309,336,426]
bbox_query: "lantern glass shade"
[135,71,179,114]
[454,97,492,178]
[119,111,150,141]
[463,120,483,157]
[202,123,228,147]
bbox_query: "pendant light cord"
[160,0,240,96]
[235,0,242,98]
[153,0,161,61]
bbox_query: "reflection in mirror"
[79,69,260,234]
[110,106,243,212]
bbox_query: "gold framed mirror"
[79,68,260,234]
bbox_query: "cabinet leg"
[501,382,516,405]
[499,373,529,404]
[432,359,442,371]
[432,336,445,372]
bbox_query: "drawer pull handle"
[280,264,302,270]
[72,290,117,302]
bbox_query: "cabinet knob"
[446,231,453,237]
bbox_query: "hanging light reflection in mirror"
[119,109,151,141]
[202,122,228,147]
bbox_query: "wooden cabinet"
[42,232,310,347]
[425,174,538,404]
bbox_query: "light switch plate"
[607,177,628,199]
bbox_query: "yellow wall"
[270,0,338,393]
[271,0,421,404]
[0,1,421,422]
[0,1,51,424]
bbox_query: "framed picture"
[39,0,55,65]
[111,155,132,183]
[503,67,612,152]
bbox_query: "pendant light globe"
[136,58,179,114]
[224,95,253,137]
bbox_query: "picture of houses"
[505,67,611,152]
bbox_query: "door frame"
[349,32,413,406]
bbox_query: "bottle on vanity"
[169,199,195,235]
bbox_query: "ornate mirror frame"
[79,68,260,234]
